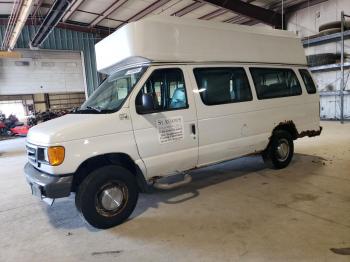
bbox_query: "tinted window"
[193,68,252,105]
[136,68,188,113]
[250,68,302,99]
[299,69,317,94]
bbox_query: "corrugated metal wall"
[0,25,101,95]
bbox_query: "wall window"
[193,67,252,105]
[250,68,302,99]
[136,68,188,113]
[299,69,317,94]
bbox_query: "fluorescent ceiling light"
[8,0,35,50]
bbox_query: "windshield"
[76,66,147,113]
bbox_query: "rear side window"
[136,68,188,113]
[193,67,252,105]
[250,68,302,99]
[299,69,317,94]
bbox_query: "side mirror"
[137,93,156,114]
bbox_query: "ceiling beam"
[29,2,126,24]
[224,15,249,24]
[171,1,205,17]
[198,8,227,20]
[89,0,128,27]
[128,0,171,22]
[220,0,255,24]
[285,0,329,14]
[228,0,329,28]
[115,0,171,30]
[56,22,109,37]
[62,0,84,22]
[201,0,254,21]
[202,0,283,28]
[0,17,110,36]
[31,0,43,19]
[225,14,251,24]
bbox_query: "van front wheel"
[75,165,139,229]
[263,130,294,169]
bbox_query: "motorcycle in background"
[0,109,69,137]
[0,113,30,137]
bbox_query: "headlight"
[47,146,65,166]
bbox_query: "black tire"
[75,165,139,229]
[319,21,350,32]
[263,130,294,169]
[319,27,341,36]
[306,53,340,67]
[304,28,341,40]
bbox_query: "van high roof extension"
[95,15,307,75]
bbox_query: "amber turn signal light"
[47,146,65,166]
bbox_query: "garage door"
[320,94,350,120]
[312,71,350,120]
[0,49,86,95]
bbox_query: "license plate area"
[31,183,42,198]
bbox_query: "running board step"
[153,173,192,190]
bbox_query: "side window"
[193,67,252,105]
[136,68,188,113]
[299,69,317,94]
[250,68,302,99]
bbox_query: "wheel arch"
[272,121,299,140]
[263,120,298,153]
[72,153,149,193]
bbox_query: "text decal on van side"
[156,116,184,144]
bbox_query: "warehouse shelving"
[303,12,349,123]
[302,29,350,47]
[310,62,350,72]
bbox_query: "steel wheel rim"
[276,138,290,162]
[95,182,128,217]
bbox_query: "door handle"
[191,123,196,135]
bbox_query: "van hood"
[27,112,131,145]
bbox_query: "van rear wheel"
[263,130,294,169]
[75,165,138,229]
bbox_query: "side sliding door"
[189,65,261,166]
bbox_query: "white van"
[24,16,321,229]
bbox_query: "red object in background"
[10,125,30,136]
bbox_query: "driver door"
[129,66,198,178]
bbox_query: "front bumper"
[24,162,73,199]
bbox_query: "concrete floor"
[0,121,350,262]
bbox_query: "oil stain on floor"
[330,247,350,255]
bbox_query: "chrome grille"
[26,144,37,164]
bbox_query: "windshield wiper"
[86,106,102,112]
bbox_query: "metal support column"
[340,12,350,123]
[340,11,345,124]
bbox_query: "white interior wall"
[287,0,350,38]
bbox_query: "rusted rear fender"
[298,126,322,138]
